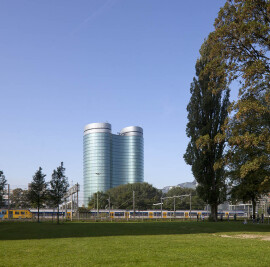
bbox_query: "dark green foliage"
[28,167,47,222]
[49,162,69,224]
[184,41,230,221]
[89,191,110,210]
[0,170,7,206]
[88,182,162,210]
[10,188,30,209]
[163,187,205,210]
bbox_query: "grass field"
[0,221,270,266]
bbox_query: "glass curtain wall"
[83,123,144,206]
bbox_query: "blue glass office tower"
[83,123,144,206]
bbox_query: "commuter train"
[0,209,32,219]
[0,208,246,220]
[86,209,246,219]
[0,209,71,220]
[29,209,71,219]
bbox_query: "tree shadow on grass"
[0,221,270,241]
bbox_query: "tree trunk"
[210,203,218,222]
[57,205,59,224]
[252,198,256,221]
[38,205,40,223]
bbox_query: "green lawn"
[0,221,270,266]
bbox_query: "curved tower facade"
[83,123,112,205]
[83,123,144,206]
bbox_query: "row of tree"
[0,163,69,223]
[87,182,205,211]
[184,0,270,221]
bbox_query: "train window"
[15,211,19,215]
[115,212,124,216]
[21,212,25,215]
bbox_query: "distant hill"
[161,180,197,194]
[177,180,197,189]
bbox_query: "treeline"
[0,163,69,223]
[184,0,270,221]
[86,182,205,211]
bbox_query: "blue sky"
[0,0,228,191]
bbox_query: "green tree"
[184,41,230,221]
[88,183,162,210]
[224,94,270,215]
[49,162,69,224]
[0,170,7,207]
[89,191,110,210]
[10,188,30,209]
[163,187,205,211]
[206,0,270,188]
[28,167,47,222]
[207,0,270,97]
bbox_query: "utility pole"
[77,183,79,220]
[161,197,163,219]
[63,183,80,221]
[7,184,10,210]
[7,184,10,219]
[108,195,111,213]
[71,194,73,222]
[190,194,192,220]
[174,197,176,218]
[97,191,99,215]
[65,198,67,220]
[157,195,191,220]
[95,173,100,218]
[133,191,135,219]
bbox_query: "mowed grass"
[1,221,270,266]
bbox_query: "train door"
[162,212,167,218]
[125,212,129,219]
[9,210,13,219]
[110,212,114,219]
[20,211,25,219]
[184,212,189,218]
[149,212,153,219]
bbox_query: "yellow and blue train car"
[29,209,72,219]
[0,209,33,219]
[90,209,246,219]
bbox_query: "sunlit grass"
[0,221,270,266]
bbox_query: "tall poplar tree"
[28,167,47,222]
[0,170,7,207]
[49,162,69,224]
[206,0,270,188]
[184,41,230,221]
